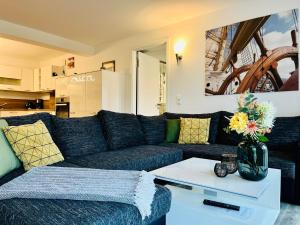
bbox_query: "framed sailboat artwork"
[205,9,299,96]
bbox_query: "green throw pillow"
[166,119,180,143]
[0,119,21,177]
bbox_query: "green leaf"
[240,107,248,113]
[223,127,231,134]
[258,135,269,143]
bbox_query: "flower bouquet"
[226,92,276,181]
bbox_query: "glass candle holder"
[221,153,238,174]
[214,163,228,178]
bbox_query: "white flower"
[257,102,276,129]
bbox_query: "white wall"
[166,0,300,117]
[39,0,300,116]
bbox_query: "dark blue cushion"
[52,116,108,158]
[98,110,145,150]
[0,185,171,225]
[265,116,300,152]
[216,111,242,146]
[3,113,54,136]
[138,115,166,145]
[164,111,221,144]
[67,145,183,171]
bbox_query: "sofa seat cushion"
[164,111,220,144]
[0,184,171,225]
[67,145,182,171]
[52,116,108,158]
[161,143,237,160]
[4,113,54,136]
[98,110,145,150]
[269,150,296,179]
[138,115,166,145]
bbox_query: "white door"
[137,52,160,116]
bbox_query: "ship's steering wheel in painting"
[205,9,299,95]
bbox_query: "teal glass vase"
[237,140,268,181]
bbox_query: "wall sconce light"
[174,40,186,64]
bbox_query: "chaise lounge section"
[0,112,183,225]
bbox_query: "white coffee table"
[151,157,281,225]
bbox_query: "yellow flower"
[229,112,248,134]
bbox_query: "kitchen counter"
[0,109,56,117]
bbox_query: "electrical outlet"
[176,94,182,105]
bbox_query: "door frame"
[131,40,170,114]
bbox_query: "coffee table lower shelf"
[165,184,280,225]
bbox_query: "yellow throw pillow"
[3,120,64,171]
[178,118,211,144]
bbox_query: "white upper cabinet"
[85,72,101,116]
[0,65,22,79]
[69,74,86,117]
[20,68,34,92]
[40,66,55,91]
[33,68,40,92]
[55,76,70,98]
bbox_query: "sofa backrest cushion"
[164,111,221,144]
[138,115,166,145]
[266,116,300,151]
[52,116,108,158]
[98,110,145,150]
[216,111,242,146]
[4,113,54,135]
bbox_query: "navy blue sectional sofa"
[0,110,299,225]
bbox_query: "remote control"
[203,199,240,211]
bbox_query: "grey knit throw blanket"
[0,166,156,220]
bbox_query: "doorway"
[133,43,167,116]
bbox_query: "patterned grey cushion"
[0,184,171,225]
[138,115,166,145]
[98,110,145,150]
[67,145,183,171]
[4,113,54,136]
[52,116,108,158]
[164,111,221,144]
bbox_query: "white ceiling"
[0,37,66,60]
[0,0,236,48]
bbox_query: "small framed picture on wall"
[101,60,115,72]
